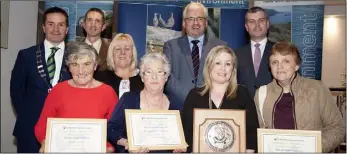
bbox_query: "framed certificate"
[257,128,322,152]
[45,118,107,152]
[125,109,187,151]
[193,109,246,152]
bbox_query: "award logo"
[204,121,235,152]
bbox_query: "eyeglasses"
[184,17,206,23]
[143,70,166,76]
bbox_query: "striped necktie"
[191,40,200,81]
[47,47,59,84]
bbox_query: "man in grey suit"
[163,2,227,109]
[235,6,274,98]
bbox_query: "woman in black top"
[94,33,143,98]
[181,46,259,152]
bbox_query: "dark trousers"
[16,135,40,153]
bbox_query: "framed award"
[193,109,246,152]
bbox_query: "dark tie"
[191,40,200,81]
[47,47,59,84]
[254,43,261,77]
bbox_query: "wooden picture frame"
[257,128,322,152]
[125,109,187,151]
[45,118,107,152]
[193,109,246,152]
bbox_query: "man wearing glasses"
[163,2,226,110]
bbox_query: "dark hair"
[84,8,105,23]
[245,6,269,21]
[43,6,69,26]
[271,42,302,65]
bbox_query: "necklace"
[143,90,164,109]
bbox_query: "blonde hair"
[182,2,208,19]
[201,45,238,99]
[106,33,138,71]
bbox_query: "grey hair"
[139,52,171,78]
[183,2,208,19]
[65,41,98,66]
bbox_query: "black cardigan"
[180,85,259,152]
[94,70,144,98]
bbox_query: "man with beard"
[82,8,109,71]
[10,7,71,152]
[234,6,274,98]
[163,2,227,109]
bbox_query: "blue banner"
[117,1,249,60]
[292,5,324,80]
[257,1,324,80]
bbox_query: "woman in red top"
[35,41,118,153]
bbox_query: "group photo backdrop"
[36,0,325,79]
[256,1,325,80]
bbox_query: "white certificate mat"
[45,118,106,152]
[125,109,187,151]
[257,128,321,152]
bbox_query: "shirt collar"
[188,35,204,45]
[85,38,102,46]
[251,37,267,47]
[44,39,65,51]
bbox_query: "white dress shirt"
[85,38,102,54]
[44,39,65,87]
[250,37,268,63]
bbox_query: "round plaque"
[204,121,235,152]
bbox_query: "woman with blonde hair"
[181,45,259,152]
[94,33,143,98]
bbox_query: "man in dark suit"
[235,6,274,98]
[163,2,227,109]
[82,8,109,71]
[10,7,71,153]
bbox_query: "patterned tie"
[254,43,261,77]
[191,40,200,81]
[47,47,59,84]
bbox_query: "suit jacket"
[10,43,71,138]
[181,86,259,152]
[163,36,227,109]
[234,41,274,98]
[83,38,110,71]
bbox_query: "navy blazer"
[234,41,274,98]
[10,43,71,138]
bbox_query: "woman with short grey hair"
[35,41,118,153]
[139,52,171,79]
[65,41,98,66]
[107,52,186,153]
